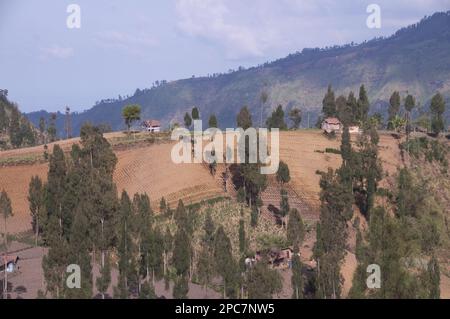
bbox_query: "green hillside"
[26,11,450,136]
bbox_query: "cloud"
[40,45,74,59]
[174,0,450,60]
[94,30,158,56]
[175,0,272,59]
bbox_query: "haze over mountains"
[26,11,450,136]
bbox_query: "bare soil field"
[0,135,225,234]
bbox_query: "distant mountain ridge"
[26,11,450,136]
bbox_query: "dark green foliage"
[288,107,302,129]
[276,161,290,185]
[191,107,200,120]
[184,112,192,128]
[279,189,290,220]
[122,104,141,132]
[356,85,370,123]
[117,191,138,297]
[291,245,303,299]
[430,92,446,135]
[1,190,13,250]
[336,95,352,126]
[208,114,218,128]
[139,281,156,299]
[173,228,191,277]
[96,253,112,299]
[47,113,57,142]
[213,226,238,297]
[322,85,336,118]
[266,105,287,130]
[251,206,259,227]
[247,260,282,299]
[173,275,189,299]
[313,168,353,299]
[239,219,246,253]
[236,106,252,130]
[9,107,22,147]
[287,208,305,247]
[426,255,440,299]
[28,176,45,245]
[388,91,401,129]
[347,91,358,125]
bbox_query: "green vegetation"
[122,104,141,133]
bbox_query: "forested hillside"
[26,11,450,136]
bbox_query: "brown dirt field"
[278,130,403,210]
[0,140,225,234]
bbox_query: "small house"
[141,120,161,133]
[322,117,342,134]
[1,255,19,273]
[348,125,361,134]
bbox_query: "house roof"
[142,120,161,127]
[323,117,341,125]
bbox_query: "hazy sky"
[1,0,449,113]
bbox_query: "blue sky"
[1,0,449,113]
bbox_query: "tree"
[388,91,401,130]
[96,252,112,299]
[357,85,370,123]
[347,91,358,125]
[173,275,189,299]
[280,189,290,226]
[236,106,252,130]
[266,105,287,130]
[291,245,303,299]
[0,190,13,251]
[28,176,45,246]
[322,85,336,118]
[389,115,406,134]
[404,94,415,137]
[9,106,22,148]
[427,254,440,299]
[173,228,191,277]
[430,92,446,135]
[287,208,305,247]
[122,104,141,134]
[47,113,57,142]
[313,169,353,299]
[116,191,136,298]
[336,95,352,126]
[184,112,192,129]
[191,107,200,120]
[260,89,269,128]
[0,103,6,134]
[213,226,237,297]
[247,261,282,299]
[208,114,218,128]
[276,161,290,185]
[39,116,46,143]
[239,219,246,253]
[251,206,259,227]
[288,107,302,129]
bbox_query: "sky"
[0,0,449,113]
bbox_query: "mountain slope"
[26,11,450,136]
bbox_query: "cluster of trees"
[0,94,37,149]
[314,85,442,298]
[388,91,447,136]
[26,124,177,298]
[321,84,371,127]
[349,167,442,298]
